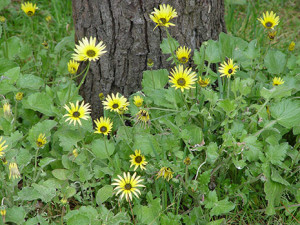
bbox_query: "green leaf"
[96,185,113,205]
[245,40,260,60]
[134,198,161,225]
[66,214,90,225]
[206,142,219,164]
[0,0,10,10]
[160,38,179,54]
[264,179,284,215]
[217,99,237,116]
[243,136,263,162]
[265,143,288,166]
[264,50,287,74]
[142,69,169,91]
[52,169,70,180]
[205,40,221,63]
[57,128,84,151]
[16,148,32,167]
[271,167,290,186]
[91,139,115,159]
[32,183,56,203]
[25,215,48,225]
[23,92,56,116]
[17,74,44,90]
[0,81,18,95]
[207,219,225,225]
[5,36,21,59]
[181,124,203,146]
[218,32,234,59]
[205,190,218,209]
[17,187,40,201]
[210,199,235,217]
[39,157,56,168]
[3,67,20,84]
[270,99,300,129]
[5,206,26,225]
[0,58,18,74]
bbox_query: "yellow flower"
[112,172,145,202]
[135,109,150,127]
[129,150,147,171]
[63,101,91,126]
[98,93,105,100]
[257,11,279,29]
[272,77,284,86]
[0,16,6,23]
[42,41,49,49]
[15,92,24,101]
[268,30,277,41]
[94,117,113,135]
[45,15,52,22]
[198,77,210,87]
[21,2,38,17]
[218,58,239,78]
[36,133,47,148]
[72,37,107,62]
[169,65,197,92]
[9,162,21,179]
[0,137,8,158]
[156,167,174,181]
[288,41,295,51]
[102,93,129,114]
[68,60,80,75]
[183,157,191,165]
[147,58,154,68]
[149,4,178,30]
[133,95,143,107]
[0,209,6,216]
[176,46,191,64]
[3,102,11,117]
[72,149,78,158]
[60,197,68,204]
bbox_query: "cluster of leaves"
[0,0,299,224]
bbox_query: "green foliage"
[0,1,299,224]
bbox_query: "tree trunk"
[72,0,226,118]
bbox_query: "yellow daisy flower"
[135,109,150,127]
[156,167,174,181]
[198,77,210,87]
[218,58,239,78]
[102,93,129,114]
[9,162,21,179]
[36,133,47,148]
[112,172,145,202]
[63,101,91,126]
[72,37,107,62]
[129,150,147,171]
[288,41,295,51]
[272,77,284,86]
[169,65,197,92]
[176,46,191,64]
[0,137,8,158]
[42,41,48,49]
[257,11,280,29]
[94,117,113,135]
[268,30,277,41]
[133,95,143,107]
[149,4,178,30]
[68,59,80,75]
[21,2,38,17]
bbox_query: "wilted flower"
[0,137,8,158]
[288,41,295,51]
[147,58,154,68]
[268,30,277,40]
[135,109,150,127]
[67,60,80,75]
[9,162,21,179]
[198,77,210,87]
[45,15,52,22]
[15,92,24,101]
[184,157,191,165]
[3,102,11,117]
[156,167,174,181]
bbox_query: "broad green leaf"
[181,124,203,146]
[39,157,56,168]
[217,99,237,115]
[206,142,219,164]
[22,92,56,116]
[264,179,284,215]
[17,74,44,90]
[17,187,40,201]
[0,82,18,95]
[66,214,90,225]
[243,136,263,161]
[57,128,85,151]
[25,215,48,225]
[32,183,56,203]
[5,206,26,225]
[91,139,115,159]
[210,199,235,217]
[0,0,10,10]
[16,148,32,167]
[264,50,287,74]
[52,169,70,180]
[245,39,260,60]
[205,190,218,209]
[205,40,221,63]
[142,69,169,91]
[134,198,161,225]
[207,219,225,225]
[160,37,179,54]
[54,36,74,53]
[96,185,113,205]
[271,167,290,186]
[3,67,20,84]
[270,99,300,129]
[260,86,291,100]
[5,36,21,59]
[265,143,288,166]
[218,32,234,59]
[0,58,18,74]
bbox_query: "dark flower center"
[86,49,96,57]
[141,111,147,117]
[27,11,33,16]
[179,57,187,63]
[135,156,142,163]
[265,22,273,27]
[112,103,119,109]
[177,78,186,86]
[37,141,42,147]
[228,69,233,74]
[124,183,132,190]
[73,111,80,118]
[159,18,167,24]
[100,126,107,133]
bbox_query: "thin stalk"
[227,77,231,99]
[128,200,136,225]
[74,62,90,97]
[164,28,178,65]
[13,102,18,130]
[218,76,224,99]
[33,148,40,181]
[3,23,8,58]
[185,165,189,184]
[104,137,114,167]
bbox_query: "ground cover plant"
[0,0,299,224]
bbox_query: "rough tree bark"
[72,0,226,118]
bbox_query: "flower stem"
[164,28,178,66]
[3,23,8,58]
[74,61,90,96]
[33,148,40,181]
[104,137,114,167]
[128,200,136,225]
[218,76,224,99]
[227,77,231,99]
